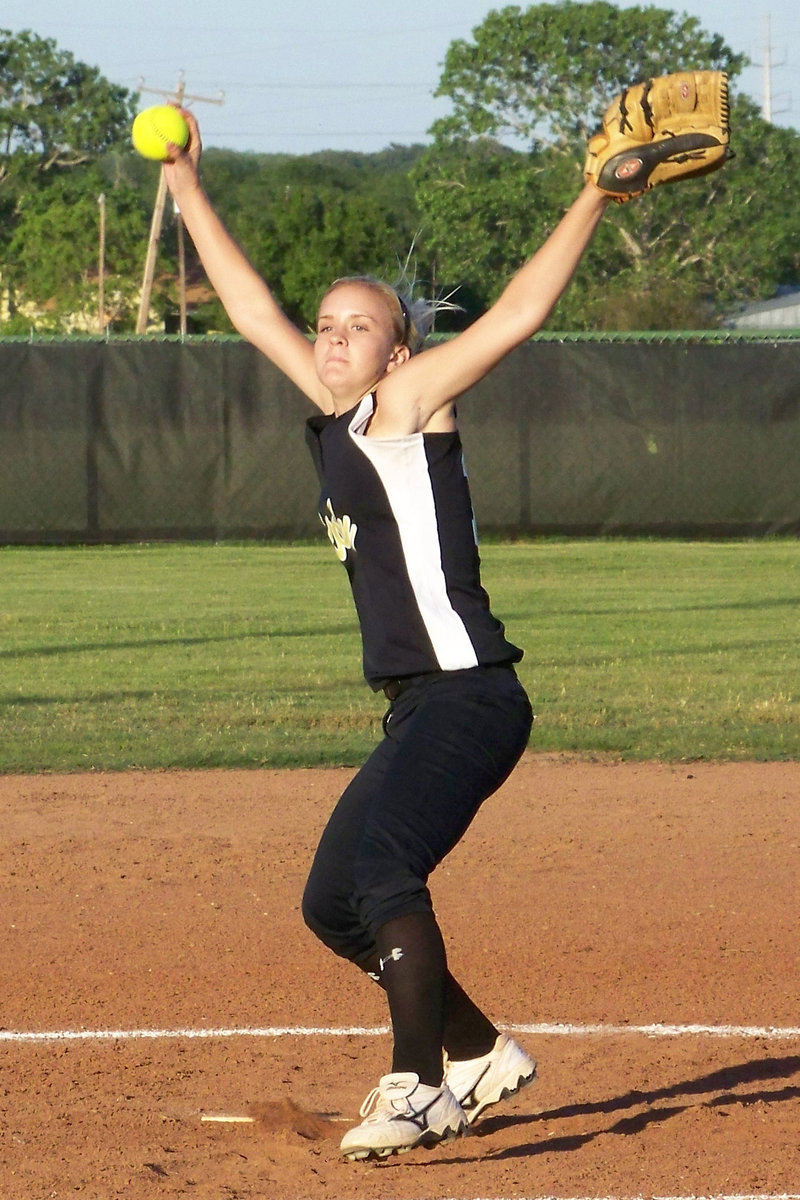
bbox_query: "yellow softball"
[131,105,189,161]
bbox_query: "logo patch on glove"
[615,156,644,181]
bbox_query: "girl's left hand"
[162,107,203,195]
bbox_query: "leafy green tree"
[197,147,430,331]
[555,93,800,329]
[5,166,149,330]
[432,1,744,152]
[0,29,135,176]
[414,2,799,330]
[0,29,143,331]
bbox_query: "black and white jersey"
[306,394,522,690]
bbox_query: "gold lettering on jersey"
[321,498,357,562]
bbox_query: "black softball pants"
[301,664,533,968]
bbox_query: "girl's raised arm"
[162,110,332,412]
[376,183,609,431]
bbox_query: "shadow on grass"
[0,624,356,660]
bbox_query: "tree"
[4,166,149,330]
[413,2,800,330]
[0,28,136,178]
[0,29,143,331]
[198,147,430,331]
[563,94,800,330]
[431,2,744,153]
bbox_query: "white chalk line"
[2,1020,799,1044]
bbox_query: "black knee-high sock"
[358,934,497,1071]
[441,973,498,1061]
[374,911,447,1087]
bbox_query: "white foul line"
[1,1020,799,1044]
[511,1022,800,1039]
[0,1024,391,1043]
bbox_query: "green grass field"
[1,539,798,772]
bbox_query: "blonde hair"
[325,274,460,356]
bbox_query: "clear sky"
[3,0,799,154]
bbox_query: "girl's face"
[313,282,409,407]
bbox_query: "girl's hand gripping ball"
[131,105,189,161]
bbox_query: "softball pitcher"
[161,71,729,1160]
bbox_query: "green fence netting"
[1,335,798,541]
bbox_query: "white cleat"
[340,1071,468,1161]
[444,1033,537,1124]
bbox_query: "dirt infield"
[2,757,798,1199]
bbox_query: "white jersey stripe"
[349,402,479,671]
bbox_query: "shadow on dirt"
[438,1054,800,1163]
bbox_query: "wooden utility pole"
[176,210,187,335]
[763,13,773,123]
[136,168,169,333]
[97,192,106,334]
[135,71,224,334]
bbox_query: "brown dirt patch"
[1,757,798,1198]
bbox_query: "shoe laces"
[358,1086,384,1119]
[358,1079,421,1121]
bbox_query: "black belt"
[382,678,405,701]
[382,662,515,701]
[381,673,432,701]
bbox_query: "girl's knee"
[354,861,433,934]
[301,877,336,944]
[301,879,372,965]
